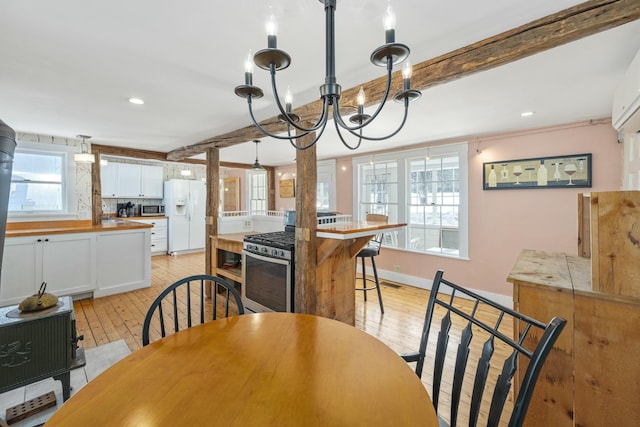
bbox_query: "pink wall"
[271,120,621,297]
[336,158,354,214]
[378,121,621,296]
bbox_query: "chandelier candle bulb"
[384,2,396,43]
[285,87,293,113]
[357,87,365,114]
[266,13,277,49]
[402,61,412,90]
[244,50,254,85]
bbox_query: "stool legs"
[356,255,384,314]
[361,256,368,301]
[370,256,384,314]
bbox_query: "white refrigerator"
[164,179,206,253]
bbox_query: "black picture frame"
[483,153,592,190]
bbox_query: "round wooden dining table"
[45,312,438,426]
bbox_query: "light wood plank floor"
[73,251,514,426]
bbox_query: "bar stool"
[355,214,387,313]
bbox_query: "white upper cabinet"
[116,163,143,198]
[101,162,118,198]
[141,165,164,198]
[101,163,164,199]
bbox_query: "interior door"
[223,177,239,211]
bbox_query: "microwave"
[141,205,165,216]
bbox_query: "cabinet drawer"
[150,227,167,240]
[151,239,167,255]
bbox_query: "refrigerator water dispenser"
[174,198,187,216]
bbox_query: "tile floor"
[0,340,130,427]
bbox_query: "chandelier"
[234,0,421,151]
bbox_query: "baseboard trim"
[358,266,513,307]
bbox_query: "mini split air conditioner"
[612,49,640,133]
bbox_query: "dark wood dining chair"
[142,274,244,346]
[402,270,566,427]
[355,213,388,313]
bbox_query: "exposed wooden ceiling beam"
[93,143,266,169]
[167,0,640,161]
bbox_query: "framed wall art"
[483,153,592,190]
[279,178,295,198]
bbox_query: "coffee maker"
[117,202,136,218]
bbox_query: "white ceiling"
[1,1,639,166]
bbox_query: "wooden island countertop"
[6,219,153,238]
[316,221,406,239]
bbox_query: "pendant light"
[74,135,95,164]
[251,140,265,170]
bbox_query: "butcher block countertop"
[507,248,640,304]
[316,221,407,239]
[5,219,153,237]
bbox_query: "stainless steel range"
[242,231,295,313]
[241,211,342,313]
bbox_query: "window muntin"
[10,150,66,213]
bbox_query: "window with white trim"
[354,143,468,258]
[246,170,267,213]
[408,155,460,255]
[10,148,69,214]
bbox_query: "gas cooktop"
[244,231,295,251]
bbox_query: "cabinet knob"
[37,239,42,242]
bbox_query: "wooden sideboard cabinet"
[508,249,640,427]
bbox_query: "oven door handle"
[243,250,291,266]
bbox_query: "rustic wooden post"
[267,168,276,211]
[294,126,317,314]
[205,147,220,277]
[91,146,102,225]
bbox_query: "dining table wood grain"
[45,312,437,426]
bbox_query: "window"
[408,156,460,255]
[316,159,336,211]
[247,170,267,213]
[354,143,468,259]
[356,160,399,246]
[9,148,69,214]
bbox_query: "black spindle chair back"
[402,270,566,427]
[142,274,244,346]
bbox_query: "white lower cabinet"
[95,229,151,297]
[0,233,96,306]
[0,229,150,306]
[125,218,167,255]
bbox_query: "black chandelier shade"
[234,0,421,151]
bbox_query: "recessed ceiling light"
[521,111,535,117]
[129,97,144,105]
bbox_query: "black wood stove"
[0,296,85,401]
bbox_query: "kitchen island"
[209,221,405,325]
[311,221,405,324]
[1,219,152,306]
